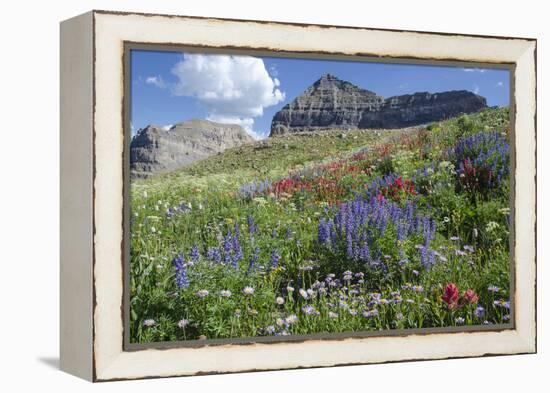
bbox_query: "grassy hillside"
[130,107,511,343]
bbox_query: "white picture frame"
[60,10,536,381]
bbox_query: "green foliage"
[456,114,476,135]
[130,107,511,343]
[376,155,395,176]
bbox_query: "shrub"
[376,155,395,175]
[456,114,476,135]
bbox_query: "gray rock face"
[130,119,254,178]
[270,74,487,136]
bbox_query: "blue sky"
[131,49,510,139]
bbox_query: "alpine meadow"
[129,52,512,343]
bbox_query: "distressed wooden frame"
[60,10,537,382]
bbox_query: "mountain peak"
[318,73,339,82]
[312,73,377,96]
[270,75,487,136]
[315,73,349,87]
[131,119,254,178]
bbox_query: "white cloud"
[269,64,279,77]
[463,68,487,73]
[496,81,504,87]
[207,115,265,140]
[146,75,166,88]
[473,85,480,94]
[171,54,285,138]
[162,124,173,131]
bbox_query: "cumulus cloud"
[146,75,166,88]
[171,54,285,138]
[162,124,173,131]
[473,84,480,94]
[206,115,265,140]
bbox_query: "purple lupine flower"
[190,244,200,263]
[397,222,406,242]
[232,233,243,267]
[318,218,331,245]
[248,247,259,272]
[346,229,354,259]
[247,215,256,235]
[270,249,280,269]
[358,241,370,262]
[238,179,272,200]
[428,249,436,269]
[420,246,436,269]
[450,131,510,192]
[317,191,435,272]
[206,247,222,264]
[172,254,190,289]
[165,202,191,218]
[223,231,233,265]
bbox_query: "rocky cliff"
[270,74,487,136]
[130,119,254,178]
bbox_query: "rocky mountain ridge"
[270,74,488,136]
[130,119,254,178]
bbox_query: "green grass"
[130,107,512,343]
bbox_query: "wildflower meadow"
[130,107,512,343]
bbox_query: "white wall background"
[0,0,546,391]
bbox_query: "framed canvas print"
[60,10,537,382]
